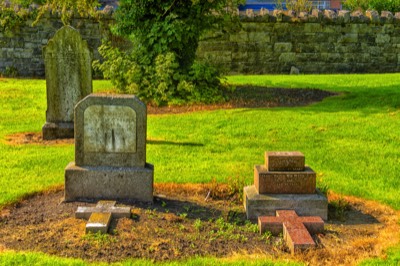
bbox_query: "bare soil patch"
[0,184,399,265]
[147,86,337,115]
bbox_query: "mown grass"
[0,74,399,265]
[0,251,301,266]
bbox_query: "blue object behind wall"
[239,0,279,11]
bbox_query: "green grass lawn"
[0,74,399,265]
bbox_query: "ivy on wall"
[0,6,35,33]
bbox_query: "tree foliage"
[36,0,99,25]
[343,0,400,12]
[94,0,243,105]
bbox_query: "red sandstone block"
[254,165,316,194]
[258,210,324,255]
[265,151,305,171]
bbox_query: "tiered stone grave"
[244,151,328,253]
[243,151,328,221]
[244,151,328,254]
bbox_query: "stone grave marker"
[42,25,92,140]
[244,151,327,253]
[65,94,154,202]
[76,201,131,233]
[244,151,328,220]
[259,210,324,254]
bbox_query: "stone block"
[274,42,293,53]
[243,185,328,221]
[376,34,391,44]
[254,165,316,194]
[86,212,111,234]
[278,52,296,63]
[339,33,358,43]
[65,162,154,202]
[76,206,131,220]
[265,151,305,171]
[258,210,324,254]
[42,122,74,140]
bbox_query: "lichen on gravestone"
[42,25,92,140]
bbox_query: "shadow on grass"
[147,140,204,147]
[233,85,400,115]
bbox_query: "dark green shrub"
[94,0,243,106]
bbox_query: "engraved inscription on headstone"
[255,165,316,194]
[74,94,146,168]
[84,105,137,153]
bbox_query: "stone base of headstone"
[64,162,154,202]
[42,122,74,140]
[243,185,328,221]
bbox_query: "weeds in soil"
[260,231,273,244]
[273,233,286,250]
[82,231,116,247]
[179,213,188,219]
[226,175,248,202]
[244,220,259,233]
[329,197,350,221]
[194,218,203,231]
[145,209,159,219]
[209,217,248,243]
[208,176,248,203]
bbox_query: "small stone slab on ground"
[76,200,131,234]
[258,210,324,254]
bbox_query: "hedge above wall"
[1,8,400,77]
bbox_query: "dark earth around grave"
[1,87,399,265]
[0,184,399,265]
[146,86,338,115]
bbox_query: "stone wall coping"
[1,5,400,25]
[239,9,400,24]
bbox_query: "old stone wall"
[0,12,112,77]
[1,9,400,77]
[197,10,400,74]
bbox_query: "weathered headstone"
[42,25,92,140]
[65,94,154,202]
[76,200,131,234]
[243,151,328,220]
[259,210,324,254]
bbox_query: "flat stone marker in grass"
[76,200,131,234]
[258,210,324,254]
[42,25,92,140]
